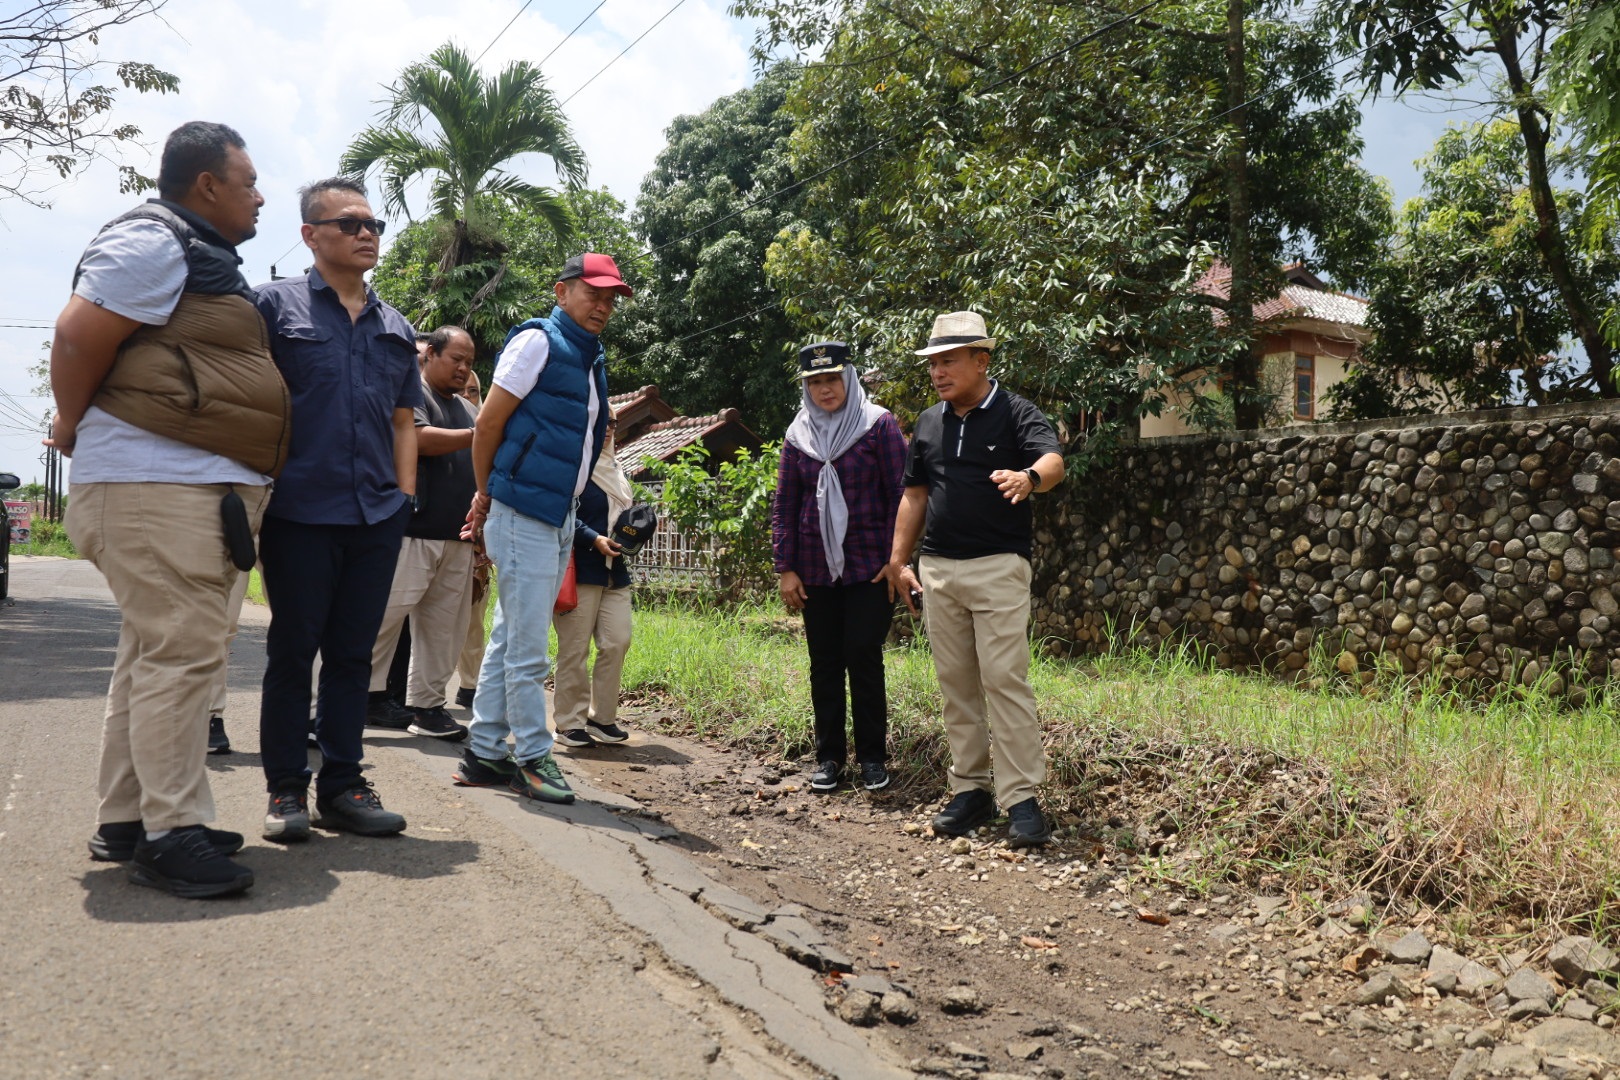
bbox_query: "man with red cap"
[451,253,632,802]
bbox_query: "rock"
[1542,1055,1601,1080]
[946,1042,986,1061]
[836,989,882,1026]
[1464,1027,1496,1049]
[1507,997,1554,1022]
[1384,929,1434,965]
[1506,966,1559,1006]
[1006,1041,1044,1061]
[1208,923,1246,945]
[847,974,896,996]
[1563,998,1599,1022]
[1432,946,1504,996]
[1549,937,1620,985]
[1488,1042,1542,1075]
[1354,969,1413,1006]
[881,993,919,1025]
[948,837,972,856]
[1426,971,1459,995]
[1521,1017,1620,1064]
[1584,978,1620,1010]
[1447,1047,1490,1079]
[1336,650,1358,675]
[940,986,987,1015]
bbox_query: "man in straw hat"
[879,311,1065,847]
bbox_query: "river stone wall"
[1030,401,1620,691]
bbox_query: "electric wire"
[560,0,690,106]
[539,0,609,67]
[474,0,538,67]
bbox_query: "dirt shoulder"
[563,702,1619,1080]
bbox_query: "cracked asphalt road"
[0,557,909,1080]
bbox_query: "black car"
[0,471,20,602]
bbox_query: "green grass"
[620,598,1620,943]
[20,518,78,559]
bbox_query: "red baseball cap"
[558,252,633,298]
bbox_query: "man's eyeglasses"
[307,216,387,237]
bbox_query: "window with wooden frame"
[1294,354,1315,420]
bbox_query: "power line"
[474,0,538,67]
[560,0,690,106]
[540,0,608,67]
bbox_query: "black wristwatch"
[1023,467,1041,493]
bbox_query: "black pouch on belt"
[221,489,256,572]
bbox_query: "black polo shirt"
[903,381,1060,560]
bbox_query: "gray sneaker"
[315,781,405,836]
[264,787,311,843]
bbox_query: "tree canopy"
[631,62,809,435]
[733,0,1391,445]
[0,0,178,203]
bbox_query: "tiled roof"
[618,409,743,473]
[1195,262,1368,329]
[609,384,659,409]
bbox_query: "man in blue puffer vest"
[451,254,630,801]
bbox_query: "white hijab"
[783,365,887,580]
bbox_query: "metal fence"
[627,482,717,589]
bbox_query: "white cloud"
[0,0,755,474]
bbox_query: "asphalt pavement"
[0,556,908,1080]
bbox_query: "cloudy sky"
[0,0,1455,482]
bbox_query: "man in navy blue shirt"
[255,176,420,841]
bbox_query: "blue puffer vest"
[488,306,609,528]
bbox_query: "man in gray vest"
[50,121,289,898]
[365,325,479,739]
[451,254,629,803]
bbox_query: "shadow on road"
[79,834,481,924]
[0,595,119,702]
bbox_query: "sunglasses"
[308,216,387,237]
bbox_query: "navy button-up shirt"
[254,269,421,525]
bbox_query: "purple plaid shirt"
[772,412,907,587]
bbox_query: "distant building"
[608,384,763,480]
[1141,263,1371,438]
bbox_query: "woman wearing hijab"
[772,341,908,793]
[553,412,636,748]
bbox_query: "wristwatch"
[1023,467,1041,494]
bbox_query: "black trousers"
[259,506,409,799]
[801,580,893,765]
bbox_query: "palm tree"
[340,42,587,278]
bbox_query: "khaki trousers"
[552,584,633,731]
[919,552,1046,808]
[208,557,254,717]
[67,481,269,830]
[368,537,476,708]
[458,584,489,693]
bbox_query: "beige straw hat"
[914,310,997,356]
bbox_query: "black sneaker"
[208,715,231,754]
[316,781,406,836]
[89,820,245,862]
[859,762,891,792]
[931,788,996,836]
[455,686,476,709]
[585,721,629,744]
[452,749,519,787]
[511,753,575,804]
[127,825,254,898]
[1006,797,1052,848]
[264,786,311,843]
[810,761,842,793]
[365,696,415,730]
[553,727,595,749]
[408,705,469,741]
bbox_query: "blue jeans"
[468,499,573,763]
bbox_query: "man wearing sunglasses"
[253,177,420,841]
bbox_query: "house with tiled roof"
[609,384,763,480]
[1141,263,1371,438]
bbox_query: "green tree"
[734,0,1390,443]
[1327,122,1619,418]
[643,442,781,599]
[340,42,586,279]
[0,1,178,203]
[373,187,650,372]
[633,63,809,434]
[1332,0,1616,395]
